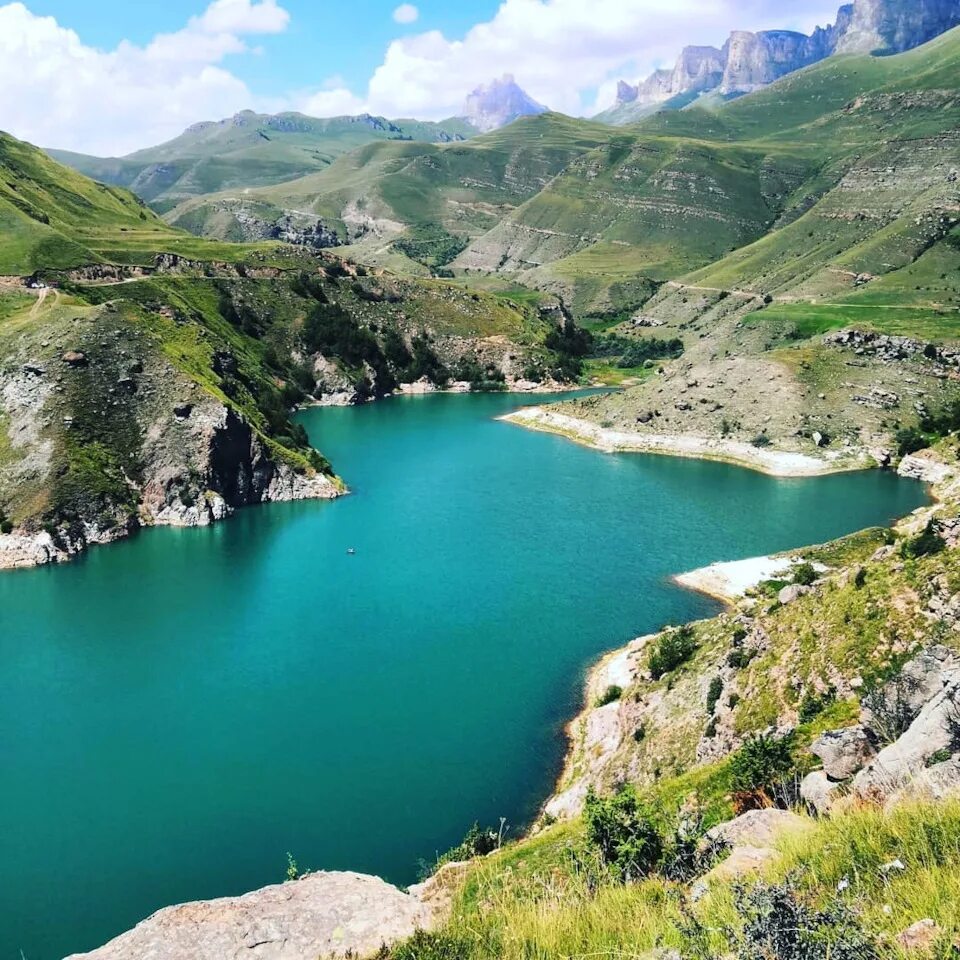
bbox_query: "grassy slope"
[165,113,614,247]
[48,111,477,211]
[448,29,960,319]
[0,132,282,274]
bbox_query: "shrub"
[751,433,772,448]
[729,733,796,802]
[727,648,756,670]
[900,520,946,559]
[285,852,300,882]
[798,689,835,724]
[706,676,724,715]
[648,626,698,680]
[633,724,647,743]
[895,426,927,457]
[792,562,817,586]
[596,685,623,707]
[433,822,502,872]
[735,879,879,960]
[583,786,663,881]
[388,929,473,960]
[861,668,923,746]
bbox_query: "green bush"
[895,426,928,457]
[583,786,663,881]
[648,626,698,680]
[706,676,724,715]
[433,822,502,871]
[388,929,473,960]
[729,733,797,800]
[735,880,879,960]
[727,648,756,670]
[792,562,818,586]
[751,433,772,448]
[901,520,947,559]
[596,685,623,707]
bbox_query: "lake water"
[0,392,928,959]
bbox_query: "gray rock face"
[860,645,959,741]
[836,0,960,54]
[601,0,960,121]
[460,75,548,132]
[64,871,433,960]
[706,808,812,848]
[671,46,726,96]
[801,770,841,815]
[855,658,960,800]
[719,30,827,95]
[810,725,876,780]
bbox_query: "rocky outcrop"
[460,75,548,132]
[600,0,960,121]
[810,725,876,780]
[64,871,435,960]
[835,0,960,54]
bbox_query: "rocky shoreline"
[500,406,870,477]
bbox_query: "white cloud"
[0,0,289,155]
[314,0,849,121]
[392,4,419,25]
[0,0,852,153]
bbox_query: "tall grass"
[401,801,960,960]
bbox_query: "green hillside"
[0,132,288,274]
[165,113,614,266]
[49,111,476,213]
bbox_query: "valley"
[3,0,960,957]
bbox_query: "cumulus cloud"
[351,0,843,120]
[0,0,846,153]
[392,4,419,25]
[0,0,289,155]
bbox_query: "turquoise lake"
[0,392,929,959]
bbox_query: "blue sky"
[21,0,502,98]
[0,0,841,154]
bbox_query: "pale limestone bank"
[501,406,864,477]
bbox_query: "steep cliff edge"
[600,0,960,122]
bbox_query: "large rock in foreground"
[65,871,433,960]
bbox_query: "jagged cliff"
[600,0,960,122]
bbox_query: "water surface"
[0,393,927,959]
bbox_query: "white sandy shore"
[674,555,802,602]
[501,407,862,478]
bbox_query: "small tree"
[648,626,698,680]
[583,786,663,881]
[792,562,817,586]
[706,676,724,715]
[729,733,796,806]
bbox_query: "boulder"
[800,770,840,815]
[707,808,812,849]
[854,671,960,801]
[885,756,960,809]
[62,350,88,368]
[896,919,940,953]
[64,871,434,960]
[810,726,875,781]
[704,845,776,882]
[861,646,960,737]
[778,584,809,605]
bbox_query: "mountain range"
[598,0,960,123]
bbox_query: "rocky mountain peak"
[599,0,960,123]
[460,75,548,132]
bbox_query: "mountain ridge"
[598,0,960,124]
